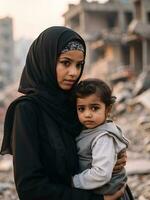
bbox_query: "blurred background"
[0,0,150,199]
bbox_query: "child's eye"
[77,107,85,112]
[91,106,99,111]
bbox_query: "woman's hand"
[104,184,126,200]
[113,150,127,173]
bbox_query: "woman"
[0,26,128,200]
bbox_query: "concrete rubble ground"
[112,72,150,200]
[0,76,150,200]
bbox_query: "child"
[73,78,130,199]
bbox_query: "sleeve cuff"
[73,175,82,188]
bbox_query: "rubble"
[112,77,150,199]
[0,157,12,172]
[126,158,150,175]
[131,89,150,110]
[132,71,150,97]
[128,20,150,39]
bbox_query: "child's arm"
[73,134,116,190]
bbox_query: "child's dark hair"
[75,78,116,107]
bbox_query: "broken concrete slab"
[0,157,12,172]
[129,89,150,110]
[126,159,150,175]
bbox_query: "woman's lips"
[64,80,76,85]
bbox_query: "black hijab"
[1,26,86,155]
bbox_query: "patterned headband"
[61,40,85,53]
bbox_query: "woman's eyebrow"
[59,57,84,62]
[59,57,72,61]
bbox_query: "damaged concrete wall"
[126,0,150,74]
[63,0,133,76]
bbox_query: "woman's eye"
[60,60,70,67]
[76,62,84,69]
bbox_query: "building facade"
[125,0,150,75]
[0,17,14,88]
[63,0,133,79]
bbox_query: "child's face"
[77,93,109,129]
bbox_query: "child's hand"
[113,150,127,173]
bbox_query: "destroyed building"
[63,0,133,80]
[0,17,14,88]
[124,0,150,75]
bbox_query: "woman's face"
[56,50,84,90]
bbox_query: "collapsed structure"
[64,0,150,82]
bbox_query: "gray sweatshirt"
[73,121,129,194]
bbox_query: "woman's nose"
[68,65,78,76]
